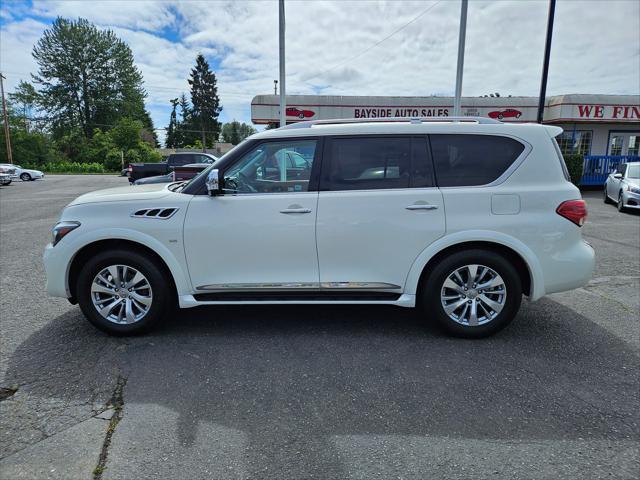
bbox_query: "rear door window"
[430,134,525,187]
[321,136,434,191]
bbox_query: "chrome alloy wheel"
[90,265,153,324]
[440,264,507,326]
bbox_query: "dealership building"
[251,94,639,158]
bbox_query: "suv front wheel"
[76,249,173,335]
[423,249,522,338]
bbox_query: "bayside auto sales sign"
[251,94,640,124]
[354,107,449,118]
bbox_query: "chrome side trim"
[196,282,319,291]
[196,282,402,292]
[319,282,402,290]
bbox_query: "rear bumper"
[541,240,595,296]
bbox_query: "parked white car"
[0,164,44,181]
[0,165,15,185]
[603,162,640,212]
[44,117,594,337]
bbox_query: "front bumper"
[43,242,73,298]
[622,190,640,209]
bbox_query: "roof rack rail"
[281,116,502,129]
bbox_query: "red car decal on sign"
[488,109,522,120]
[286,107,315,119]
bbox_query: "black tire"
[421,249,522,338]
[76,249,173,335]
[497,114,503,120]
[618,192,626,212]
[603,186,612,204]
[20,173,31,181]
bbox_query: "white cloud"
[1,0,638,144]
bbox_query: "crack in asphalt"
[0,386,18,401]
[93,375,127,480]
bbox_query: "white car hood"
[68,183,172,206]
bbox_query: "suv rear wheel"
[76,250,172,335]
[422,249,522,338]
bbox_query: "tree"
[221,121,256,145]
[109,118,143,153]
[165,98,179,148]
[174,93,199,147]
[188,54,222,148]
[31,17,152,140]
[8,81,39,132]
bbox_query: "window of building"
[430,134,525,187]
[556,130,592,156]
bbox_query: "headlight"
[629,186,640,194]
[51,221,81,246]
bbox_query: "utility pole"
[274,79,278,95]
[453,0,468,117]
[0,73,13,164]
[537,0,556,124]
[279,0,286,128]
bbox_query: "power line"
[299,0,444,85]
[20,117,237,132]
[0,70,254,98]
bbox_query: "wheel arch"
[405,233,544,300]
[67,238,182,303]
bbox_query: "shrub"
[564,154,585,186]
[33,162,107,173]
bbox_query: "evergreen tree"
[165,98,179,148]
[31,17,152,140]
[188,54,222,148]
[175,93,199,147]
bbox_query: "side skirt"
[178,293,416,309]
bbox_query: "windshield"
[627,164,639,179]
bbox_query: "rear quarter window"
[430,134,525,187]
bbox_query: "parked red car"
[286,107,315,119]
[488,109,522,120]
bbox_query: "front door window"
[223,140,317,194]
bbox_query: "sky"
[1,0,638,144]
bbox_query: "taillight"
[556,199,587,227]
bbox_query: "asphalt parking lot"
[1,175,638,479]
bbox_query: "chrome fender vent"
[131,207,179,219]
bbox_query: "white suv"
[44,117,595,337]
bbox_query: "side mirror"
[206,169,221,196]
[613,173,623,179]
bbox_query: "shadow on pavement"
[4,300,639,476]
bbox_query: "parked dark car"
[128,152,217,183]
[133,162,214,185]
[133,172,174,185]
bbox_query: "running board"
[178,293,416,308]
[193,291,401,302]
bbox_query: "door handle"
[280,208,312,214]
[406,204,438,210]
